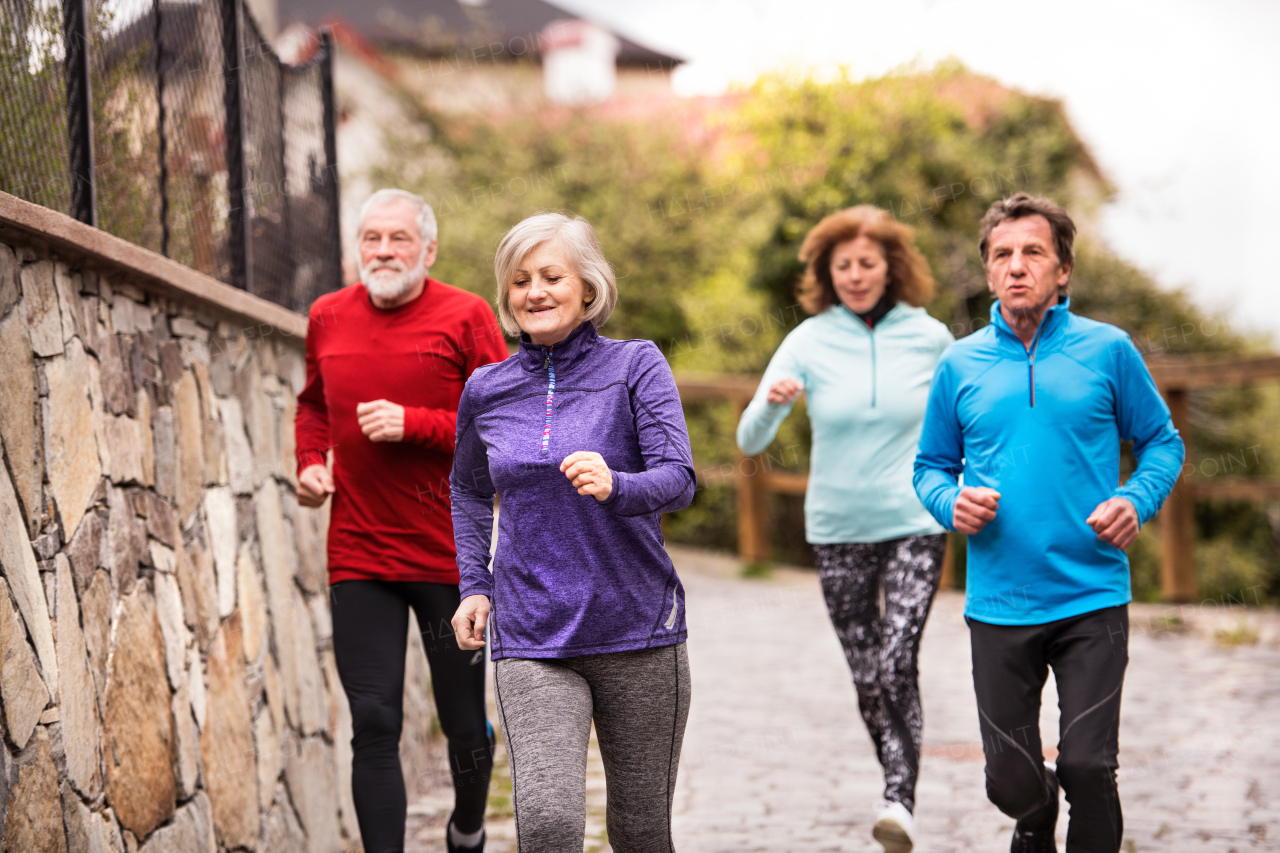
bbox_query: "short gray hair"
[494,213,617,336]
[358,188,438,244]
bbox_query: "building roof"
[276,0,683,67]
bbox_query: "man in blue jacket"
[914,193,1183,852]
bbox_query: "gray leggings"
[493,643,691,853]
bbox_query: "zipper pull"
[544,353,551,369]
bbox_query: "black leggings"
[969,605,1129,852]
[331,580,493,853]
[812,534,946,812]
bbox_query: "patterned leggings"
[813,534,947,812]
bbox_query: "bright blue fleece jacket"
[914,299,1184,625]
[451,322,695,660]
[737,302,953,543]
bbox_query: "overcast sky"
[556,0,1280,344]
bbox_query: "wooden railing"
[675,352,1280,602]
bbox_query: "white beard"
[361,254,426,302]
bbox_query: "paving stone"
[0,243,18,317]
[136,791,215,853]
[219,397,257,495]
[103,586,176,839]
[284,736,343,853]
[152,406,177,505]
[261,784,308,853]
[142,492,177,547]
[0,577,50,751]
[171,371,204,522]
[3,727,68,853]
[237,546,267,665]
[200,613,259,851]
[0,460,58,698]
[81,569,113,712]
[20,259,64,356]
[105,484,144,597]
[42,337,103,540]
[0,308,39,532]
[154,571,188,690]
[55,554,103,798]
[202,486,238,618]
[171,680,201,801]
[66,509,105,594]
[253,707,282,813]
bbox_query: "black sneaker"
[446,816,485,853]
[1010,767,1059,853]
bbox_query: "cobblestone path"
[407,546,1280,852]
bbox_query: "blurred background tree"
[370,62,1278,603]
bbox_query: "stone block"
[66,509,104,594]
[136,390,155,487]
[152,406,177,504]
[262,650,285,737]
[142,492,177,547]
[55,555,103,798]
[237,546,267,665]
[256,481,301,725]
[0,243,18,317]
[100,334,134,416]
[170,681,202,802]
[0,308,39,533]
[148,541,175,574]
[53,264,81,343]
[110,295,152,335]
[0,577,50,751]
[308,593,332,644]
[239,366,278,481]
[202,487,238,618]
[106,484,144,597]
[158,340,183,388]
[175,529,218,651]
[219,398,257,495]
[261,785,307,853]
[103,586,177,839]
[200,614,259,851]
[154,571,188,690]
[42,337,103,540]
[191,361,221,488]
[136,791,215,853]
[104,415,145,485]
[81,570,113,715]
[284,737,343,853]
[0,460,58,698]
[253,708,281,813]
[283,488,327,595]
[322,649,360,844]
[168,316,206,339]
[290,588,328,736]
[171,371,204,522]
[2,727,68,853]
[20,259,63,356]
[60,781,94,853]
[278,396,298,489]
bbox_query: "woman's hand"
[767,378,804,406]
[452,595,491,649]
[560,451,613,501]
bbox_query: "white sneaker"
[873,800,915,853]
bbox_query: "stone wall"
[0,195,439,852]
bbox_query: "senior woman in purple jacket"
[450,212,695,853]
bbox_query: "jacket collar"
[990,296,1071,350]
[517,321,598,373]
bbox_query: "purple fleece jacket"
[451,322,696,660]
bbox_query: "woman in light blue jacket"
[737,206,952,853]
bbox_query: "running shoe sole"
[873,817,914,853]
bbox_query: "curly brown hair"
[796,205,936,315]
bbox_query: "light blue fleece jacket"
[913,298,1184,626]
[737,302,954,544]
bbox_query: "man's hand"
[953,486,1001,535]
[452,595,491,649]
[1087,497,1139,549]
[297,464,334,508]
[560,451,613,501]
[357,399,405,442]
[767,378,804,406]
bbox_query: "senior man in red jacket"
[295,188,508,853]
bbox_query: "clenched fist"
[357,399,405,442]
[560,451,613,501]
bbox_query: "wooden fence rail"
[675,353,1280,602]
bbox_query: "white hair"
[358,188,438,244]
[494,212,617,336]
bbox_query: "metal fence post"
[63,0,96,226]
[320,28,342,291]
[154,0,170,256]
[221,0,252,292]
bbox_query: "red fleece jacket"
[295,278,508,584]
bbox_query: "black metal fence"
[0,0,341,313]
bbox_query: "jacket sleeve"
[736,332,806,456]
[913,357,964,531]
[295,309,331,475]
[599,342,696,517]
[450,380,497,599]
[1111,337,1185,523]
[403,301,510,452]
